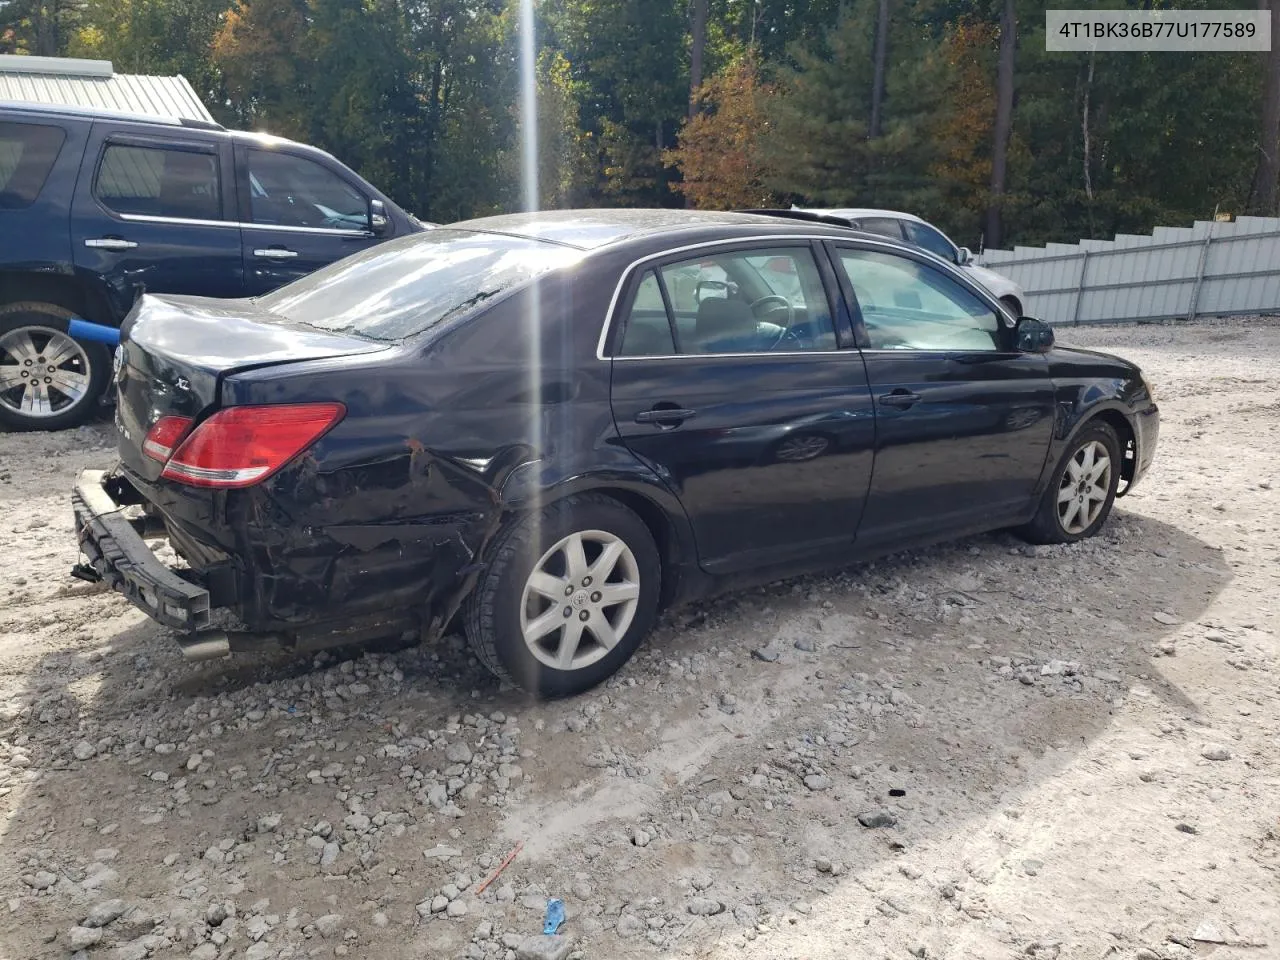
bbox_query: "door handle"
[635,407,697,425]
[878,391,922,408]
[84,238,137,250]
[254,248,299,259]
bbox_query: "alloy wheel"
[0,326,92,419]
[1057,439,1112,535]
[519,529,641,671]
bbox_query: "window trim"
[237,144,374,237]
[0,120,67,211]
[825,240,1015,354]
[91,135,226,223]
[599,236,858,361]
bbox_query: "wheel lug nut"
[23,359,31,366]
[564,585,573,597]
[590,591,602,603]
[578,610,589,622]
[582,576,592,587]
[563,607,572,618]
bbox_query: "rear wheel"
[463,493,661,697]
[1019,422,1121,544]
[0,302,110,431]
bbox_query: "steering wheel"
[750,295,795,349]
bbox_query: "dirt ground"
[1,317,1278,960]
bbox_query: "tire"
[1019,421,1121,545]
[463,493,662,698]
[0,302,111,432]
[1000,295,1023,318]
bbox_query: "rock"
[445,743,473,764]
[73,741,96,761]
[83,899,127,928]
[320,841,340,866]
[496,884,516,904]
[571,881,593,900]
[1192,921,1227,944]
[245,943,275,960]
[430,896,449,914]
[314,914,343,938]
[1176,823,1199,835]
[27,871,57,891]
[687,897,723,916]
[729,846,751,867]
[190,944,219,960]
[751,647,781,663]
[794,637,817,652]
[1151,611,1180,625]
[1023,860,1043,877]
[423,844,462,860]
[1201,745,1232,761]
[814,858,833,874]
[858,810,897,829]
[67,926,103,949]
[632,828,651,848]
[909,945,928,959]
[257,814,282,833]
[615,915,646,937]
[206,904,229,926]
[415,900,434,919]
[446,900,468,919]
[803,775,832,792]
[515,934,574,960]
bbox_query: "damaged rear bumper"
[72,468,212,632]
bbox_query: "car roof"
[446,208,870,251]
[0,99,224,131]
[794,205,928,226]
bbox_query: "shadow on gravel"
[0,507,1231,960]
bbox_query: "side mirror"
[369,198,389,237]
[956,246,973,266]
[1015,316,1054,353]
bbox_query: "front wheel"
[1019,422,1121,544]
[463,494,661,698]
[0,302,110,431]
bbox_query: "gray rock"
[430,896,449,914]
[515,934,574,960]
[190,944,218,960]
[814,858,833,874]
[28,870,57,891]
[632,828,651,848]
[73,741,96,761]
[320,841,340,866]
[804,775,832,792]
[83,899,127,928]
[423,844,462,860]
[687,897,723,916]
[571,881,593,900]
[1201,745,1232,761]
[729,846,751,867]
[256,814,282,833]
[1023,860,1043,877]
[1192,921,1227,944]
[446,900,468,919]
[615,915,646,938]
[415,900,434,920]
[496,884,516,903]
[314,914,343,938]
[206,903,229,926]
[445,743,473,764]
[794,638,817,652]
[858,810,897,829]
[751,647,781,663]
[245,943,275,960]
[67,926,103,949]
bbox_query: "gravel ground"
[1,317,1278,960]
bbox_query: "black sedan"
[71,209,1159,697]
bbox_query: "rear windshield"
[256,228,583,340]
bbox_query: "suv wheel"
[463,493,662,698]
[0,302,110,431]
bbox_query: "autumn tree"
[665,54,777,209]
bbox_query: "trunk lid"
[116,294,386,481]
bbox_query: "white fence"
[976,215,1280,325]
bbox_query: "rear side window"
[247,149,369,231]
[96,144,221,221]
[904,220,959,262]
[256,228,584,341]
[855,217,905,240]
[0,121,66,210]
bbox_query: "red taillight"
[160,403,346,489]
[143,415,194,462]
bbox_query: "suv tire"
[0,302,110,432]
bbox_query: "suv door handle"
[878,390,922,408]
[635,406,697,426]
[84,238,137,250]
[254,247,299,259]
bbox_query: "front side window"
[247,149,368,231]
[904,220,959,263]
[96,144,221,220]
[838,249,1003,352]
[257,228,583,341]
[616,246,837,357]
[0,121,66,210]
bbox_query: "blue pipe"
[67,318,121,347]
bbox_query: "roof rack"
[0,55,114,78]
[735,208,857,228]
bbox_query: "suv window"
[0,121,66,210]
[837,249,1002,352]
[247,149,368,231]
[618,246,837,357]
[854,217,905,240]
[96,144,221,221]
[904,220,959,263]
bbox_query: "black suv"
[0,101,423,431]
